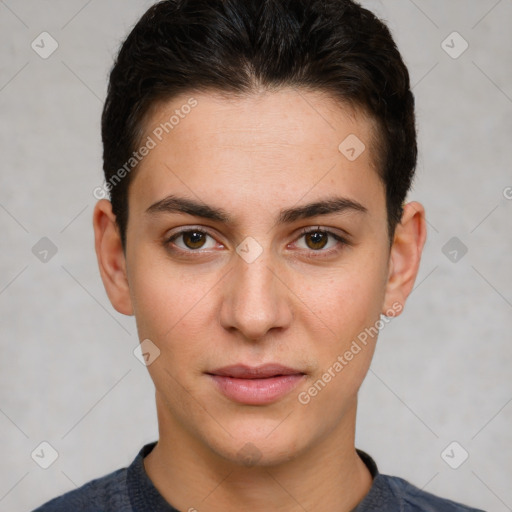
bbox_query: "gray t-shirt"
[33,442,485,511]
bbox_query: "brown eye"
[293,227,348,257]
[182,231,207,249]
[304,231,329,250]
[166,229,218,252]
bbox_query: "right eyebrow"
[146,195,230,223]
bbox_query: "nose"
[219,249,293,341]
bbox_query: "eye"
[164,226,348,258]
[293,227,348,255]
[166,228,219,251]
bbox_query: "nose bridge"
[220,244,291,340]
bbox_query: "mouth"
[207,364,306,405]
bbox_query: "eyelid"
[296,225,350,240]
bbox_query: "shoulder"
[379,474,486,511]
[32,466,131,512]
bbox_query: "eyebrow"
[145,194,367,225]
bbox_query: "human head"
[93,0,426,476]
[101,0,417,249]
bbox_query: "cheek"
[129,269,175,339]
[128,258,224,367]
[301,278,383,416]
[128,247,201,333]
[295,251,388,407]
[302,256,387,340]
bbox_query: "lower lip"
[209,374,305,405]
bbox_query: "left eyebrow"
[145,194,368,225]
[277,197,367,224]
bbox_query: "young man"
[34,0,483,510]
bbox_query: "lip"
[207,364,306,405]
[209,364,304,379]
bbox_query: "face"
[95,88,424,467]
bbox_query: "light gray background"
[1,1,511,511]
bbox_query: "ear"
[93,199,133,316]
[382,201,427,316]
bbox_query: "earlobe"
[93,199,134,316]
[382,201,427,316]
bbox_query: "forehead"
[129,88,384,216]
[140,88,377,158]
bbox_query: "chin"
[206,424,306,468]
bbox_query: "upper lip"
[208,364,305,379]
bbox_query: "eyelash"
[164,226,349,259]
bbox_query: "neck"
[144,393,373,512]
